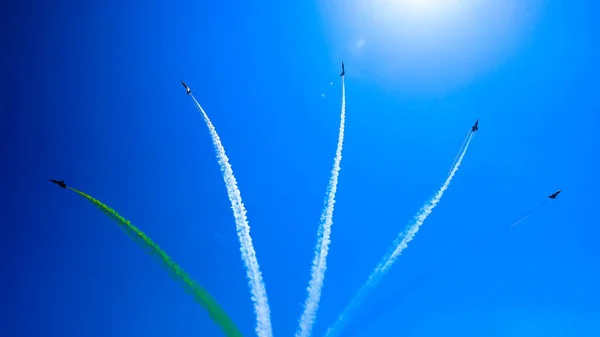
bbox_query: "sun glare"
[377,0,468,18]
[321,0,543,93]
[401,0,459,14]
[372,0,471,29]
[409,0,437,11]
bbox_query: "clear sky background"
[3,0,600,336]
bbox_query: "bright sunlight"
[320,0,543,93]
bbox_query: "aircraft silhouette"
[49,179,66,189]
[471,119,479,132]
[340,62,345,77]
[548,189,562,199]
[181,80,191,94]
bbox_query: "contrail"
[66,187,244,337]
[447,130,471,177]
[188,93,273,337]
[348,191,557,336]
[324,132,475,337]
[296,77,347,337]
[509,199,550,228]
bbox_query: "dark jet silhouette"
[548,189,562,199]
[181,80,191,95]
[340,62,345,77]
[471,119,479,132]
[49,179,67,189]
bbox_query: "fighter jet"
[548,189,562,199]
[181,80,191,95]
[340,62,345,77]
[49,179,67,189]
[471,119,479,132]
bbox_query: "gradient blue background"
[3,0,599,336]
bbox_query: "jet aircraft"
[548,190,562,199]
[471,119,479,132]
[49,179,67,189]
[340,62,345,77]
[181,80,191,94]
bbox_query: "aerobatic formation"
[50,62,562,337]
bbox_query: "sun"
[375,0,469,22]
[405,0,442,12]
[321,0,542,92]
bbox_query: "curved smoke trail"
[189,94,272,337]
[296,78,347,337]
[324,132,474,337]
[67,187,244,337]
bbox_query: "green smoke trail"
[67,186,244,337]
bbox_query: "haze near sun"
[322,0,543,93]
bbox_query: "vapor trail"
[324,132,475,337]
[67,187,244,337]
[447,131,471,177]
[509,199,550,228]
[296,77,347,337]
[189,94,272,337]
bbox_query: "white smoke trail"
[324,132,474,337]
[509,215,531,228]
[189,94,273,337]
[296,78,347,337]
[447,131,471,177]
[509,199,550,228]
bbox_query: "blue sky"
[3,0,600,337]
